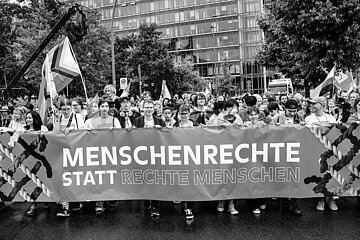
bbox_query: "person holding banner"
[189,93,213,125]
[71,98,87,120]
[52,98,85,217]
[134,100,166,218]
[84,98,121,216]
[24,111,49,217]
[210,100,241,215]
[163,107,176,128]
[277,99,303,216]
[348,91,359,109]
[115,97,140,129]
[173,104,199,220]
[304,97,338,211]
[348,97,360,124]
[243,106,268,214]
[8,106,27,132]
[54,98,85,133]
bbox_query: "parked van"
[267,78,294,96]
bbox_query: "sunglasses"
[180,112,189,115]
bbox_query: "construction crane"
[4,4,87,96]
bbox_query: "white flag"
[161,80,171,99]
[120,81,131,98]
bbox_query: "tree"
[1,0,111,100]
[115,23,174,99]
[257,0,360,96]
[172,60,204,94]
[213,61,236,96]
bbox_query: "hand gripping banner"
[0,124,359,202]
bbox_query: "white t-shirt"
[56,113,85,132]
[305,113,336,125]
[84,116,121,130]
[144,118,155,128]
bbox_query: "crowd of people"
[1,84,360,221]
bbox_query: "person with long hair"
[348,97,360,123]
[25,111,48,217]
[190,93,213,125]
[9,106,27,132]
[243,106,267,214]
[84,98,121,216]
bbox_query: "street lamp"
[110,1,136,89]
[211,14,226,95]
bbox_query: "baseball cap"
[285,99,299,109]
[307,96,326,106]
[197,93,206,100]
[0,106,10,112]
[120,97,130,103]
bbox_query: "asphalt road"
[1,198,360,240]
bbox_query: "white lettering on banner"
[119,146,132,165]
[62,167,301,187]
[287,143,300,162]
[87,147,99,166]
[63,148,84,167]
[183,145,201,165]
[234,144,249,163]
[168,146,182,165]
[269,143,285,162]
[134,146,148,165]
[62,170,117,186]
[219,144,233,164]
[101,146,117,165]
[150,146,166,165]
[252,143,268,162]
[62,143,301,167]
[120,169,190,185]
[193,167,300,185]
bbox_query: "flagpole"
[50,96,55,126]
[79,73,89,101]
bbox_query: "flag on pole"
[161,80,171,99]
[38,55,57,123]
[204,81,212,97]
[310,66,353,98]
[38,37,82,122]
[120,81,131,98]
[48,37,82,92]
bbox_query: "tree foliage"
[214,61,236,95]
[115,23,209,98]
[1,0,111,100]
[257,0,360,95]
[172,60,204,93]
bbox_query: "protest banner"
[0,124,359,202]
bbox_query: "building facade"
[77,0,271,94]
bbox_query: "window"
[180,12,185,21]
[150,2,155,11]
[190,10,195,20]
[246,17,257,28]
[190,25,196,34]
[246,2,260,12]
